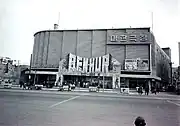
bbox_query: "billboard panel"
[125,59,149,71]
[125,59,137,71]
[137,59,149,71]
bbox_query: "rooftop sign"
[107,30,150,44]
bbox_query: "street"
[0,90,179,126]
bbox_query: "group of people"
[19,81,34,90]
[138,84,159,96]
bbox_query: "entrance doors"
[128,78,147,89]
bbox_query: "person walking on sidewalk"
[138,85,143,95]
[145,85,149,96]
[151,86,157,95]
[154,87,157,95]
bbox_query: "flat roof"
[34,27,151,36]
[162,47,171,49]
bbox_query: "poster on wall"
[109,57,121,73]
[125,59,137,71]
[137,59,149,71]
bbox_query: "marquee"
[58,53,121,75]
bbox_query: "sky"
[0,0,179,66]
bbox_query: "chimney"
[54,24,59,30]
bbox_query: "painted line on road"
[167,100,180,107]
[49,96,80,108]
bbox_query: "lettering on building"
[67,53,111,73]
[129,35,137,42]
[139,34,148,42]
[110,33,149,42]
[58,53,121,74]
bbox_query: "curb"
[1,86,179,98]
[0,88,179,101]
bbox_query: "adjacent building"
[0,57,27,84]
[29,27,171,90]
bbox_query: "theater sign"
[58,53,121,76]
[107,30,150,44]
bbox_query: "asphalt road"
[0,90,179,126]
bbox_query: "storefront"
[63,75,113,89]
[25,70,57,88]
[120,74,161,91]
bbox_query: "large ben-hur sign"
[58,53,121,75]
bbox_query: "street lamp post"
[29,54,32,85]
[34,70,37,85]
[169,62,173,85]
[90,72,93,86]
[103,66,106,92]
[103,73,105,92]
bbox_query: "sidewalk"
[39,87,180,98]
[42,87,119,94]
[1,84,179,98]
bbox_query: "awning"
[25,71,57,75]
[25,71,161,81]
[120,74,161,81]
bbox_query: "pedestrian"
[23,83,26,90]
[154,88,157,95]
[145,85,149,96]
[138,85,143,95]
[156,86,160,93]
[68,84,71,91]
[97,84,100,92]
[19,81,23,88]
[152,86,157,95]
[134,116,146,126]
[151,86,154,94]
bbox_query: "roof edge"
[34,27,151,36]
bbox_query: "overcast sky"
[0,0,179,66]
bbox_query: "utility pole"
[17,60,20,84]
[151,12,154,32]
[58,12,60,26]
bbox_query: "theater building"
[28,27,171,89]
